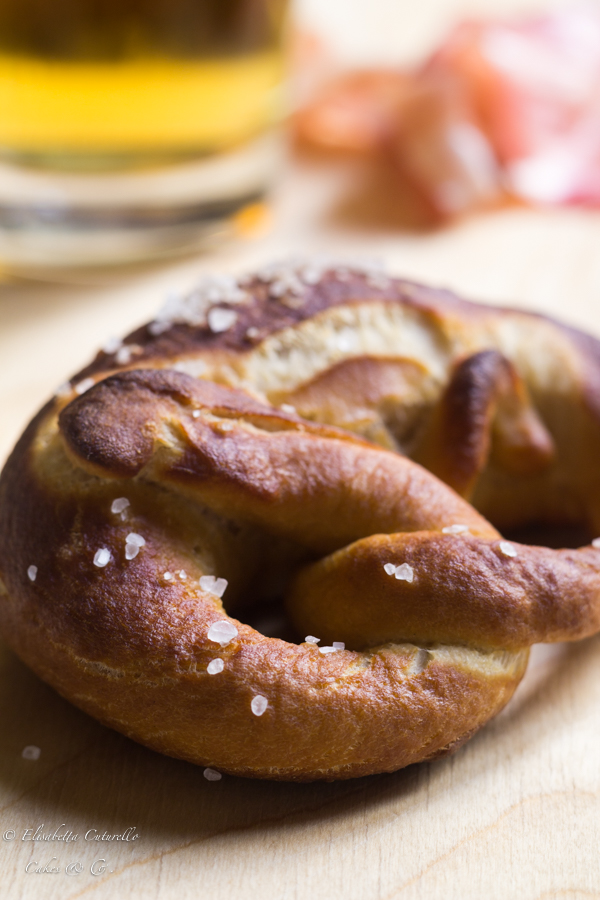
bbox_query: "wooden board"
[2,0,600,896]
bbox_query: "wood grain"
[2,0,600,895]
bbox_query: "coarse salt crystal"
[125,544,139,561]
[383,563,396,575]
[21,745,41,761]
[200,575,228,598]
[111,497,130,515]
[442,524,470,535]
[178,570,187,580]
[332,641,345,650]
[93,548,111,568]
[203,767,222,781]
[192,410,201,418]
[302,267,322,285]
[395,563,414,583]
[126,533,145,548]
[592,538,600,549]
[305,635,320,644]
[251,695,268,716]
[102,336,122,354]
[163,572,174,581]
[74,377,95,395]
[499,541,518,558]
[55,382,72,398]
[27,565,37,582]
[207,620,238,646]
[207,308,237,333]
[207,659,224,675]
[115,345,140,366]
[148,320,172,336]
[116,346,131,364]
[319,646,339,654]
[280,404,297,415]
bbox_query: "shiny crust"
[2,266,600,780]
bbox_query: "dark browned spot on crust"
[414,350,554,498]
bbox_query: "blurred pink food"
[400,4,600,216]
[294,69,410,154]
[296,5,600,220]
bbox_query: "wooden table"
[2,1,600,897]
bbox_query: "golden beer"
[0,0,288,265]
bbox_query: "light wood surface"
[2,1,600,897]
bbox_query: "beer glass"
[0,0,288,267]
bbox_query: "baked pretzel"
[1,261,600,781]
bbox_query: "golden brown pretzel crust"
[2,263,600,780]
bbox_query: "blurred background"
[2,0,600,467]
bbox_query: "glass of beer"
[0,0,288,267]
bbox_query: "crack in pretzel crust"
[2,264,600,780]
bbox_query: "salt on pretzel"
[1,262,600,780]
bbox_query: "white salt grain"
[74,378,95,395]
[395,563,414,583]
[178,570,187,580]
[148,320,172,336]
[319,646,339,654]
[124,531,145,561]
[207,308,237,333]
[27,565,37,582]
[592,538,600,549]
[163,572,174,581]
[102,336,122,354]
[383,563,396,576]
[305,635,320,644]
[203,767,222,781]
[332,641,345,650]
[251,695,268,716]
[207,620,238,646]
[55,382,72,398]
[111,497,130,515]
[442,524,470,535]
[115,345,140,365]
[280,404,297,415]
[93,548,111,568]
[200,575,228,598]
[207,659,224,675]
[22,745,41,761]
[192,410,201,418]
[499,541,518,558]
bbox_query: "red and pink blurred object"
[294,5,600,220]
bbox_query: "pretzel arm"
[287,533,600,651]
[414,350,555,498]
[59,369,498,553]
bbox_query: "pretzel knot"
[3,365,599,781]
[4,266,600,781]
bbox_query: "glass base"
[0,132,282,268]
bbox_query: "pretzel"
[1,261,600,781]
